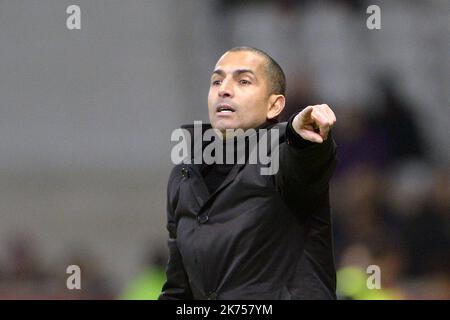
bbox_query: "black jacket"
[159,118,337,300]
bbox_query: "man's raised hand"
[292,104,336,143]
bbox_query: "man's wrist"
[286,112,315,149]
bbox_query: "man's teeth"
[220,109,233,113]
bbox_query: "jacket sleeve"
[274,114,337,222]
[158,169,193,300]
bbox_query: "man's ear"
[267,94,285,120]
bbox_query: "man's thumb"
[299,106,314,121]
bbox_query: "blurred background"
[0,0,448,299]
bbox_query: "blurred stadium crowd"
[0,0,448,299]
[325,85,450,299]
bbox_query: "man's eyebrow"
[211,69,257,78]
[212,69,226,77]
[234,69,256,77]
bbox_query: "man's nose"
[218,79,233,98]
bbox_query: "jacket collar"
[179,119,279,145]
[180,118,279,133]
[177,119,281,211]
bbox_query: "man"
[159,47,337,300]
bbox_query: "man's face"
[208,51,273,132]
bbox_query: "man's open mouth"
[216,104,236,113]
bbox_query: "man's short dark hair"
[227,46,286,97]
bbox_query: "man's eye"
[239,79,251,85]
[212,80,221,86]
